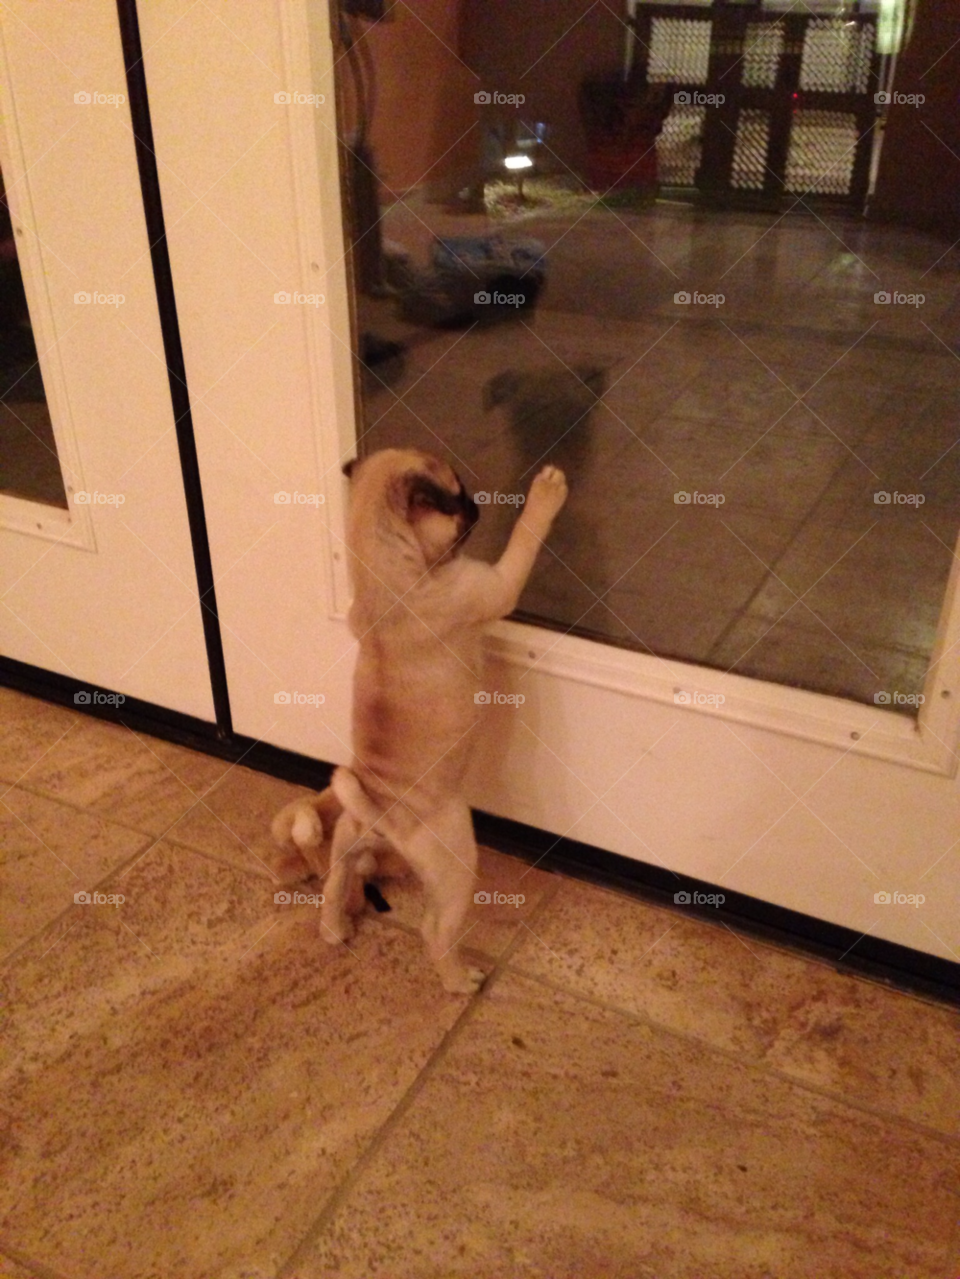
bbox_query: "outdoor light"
[503,151,534,200]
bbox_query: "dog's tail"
[270,786,343,853]
[331,766,387,837]
[271,799,324,853]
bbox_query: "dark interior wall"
[871,0,960,239]
[459,0,625,178]
[354,0,626,196]
[356,0,476,198]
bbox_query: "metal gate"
[629,4,880,207]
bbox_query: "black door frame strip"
[114,0,233,739]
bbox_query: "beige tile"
[947,1216,960,1279]
[518,500,802,662]
[729,515,952,654]
[510,878,960,1136]
[370,844,558,959]
[0,786,149,960]
[612,412,850,522]
[710,613,931,706]
[0,842,470,1279]
[662,364,798,429]
[0,688,82,788]
[166,764,322,878]
[6,704,230,837]
[0,1251,50,1278]
[293,970,958,1279]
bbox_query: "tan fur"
[277,447,567,993]
[269,787,409,916]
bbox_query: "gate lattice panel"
[629,4,880,208]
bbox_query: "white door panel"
[0,0,214,719]
[469,653,959,959]
[137,0,355,759]
[144,1,959,962]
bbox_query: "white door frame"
[140,0,960,965]
[0,0,215,721]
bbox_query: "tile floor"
[2,685,959,1278]
[358,193,960,710]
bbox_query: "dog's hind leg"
[320,809,365,945]
[397,802,486,995]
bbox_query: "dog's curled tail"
[271,799,324,852]
[331,766,385,837]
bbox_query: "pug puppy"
[309,447,567,993]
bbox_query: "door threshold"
[2,654,957,1008]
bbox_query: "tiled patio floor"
[2,687,958,1278]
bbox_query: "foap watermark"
[874,690,925,707]
[874,290,924,307]
[74,90,125,108]
[275,889,325,906]
[474,290,524,308]
[474,490,525,506]
[875,91,924,107]
[74,890,125,906]
[274,691,325,707]
[874,890,924,907]
[674,290,724,307]
[274,491,325,506]
[674,890,725,907]
[674,91,724,106]
[74,490,125,506]
[275,290,325,306]
[874,490,924,506]
[74,291,124,307]
[274,91,325,107]
[74,690,125,706]
[674,690,725,708]
[474,691,525,706]
[674,490,725,506]
[474,890,525,907]
[474,91,525,106]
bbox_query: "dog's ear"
[386,472,414,517]
[342,457,358,478]
[483,370,520,411]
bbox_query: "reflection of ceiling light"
[504,154,534,170]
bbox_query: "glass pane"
[763,0,879,11]
[335,2,956,714]
[0,166,66,508]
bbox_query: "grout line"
[274,875,563,1276]
[5,761,954,1013]
[0,831,160,972]
[0,774,220,844]
[496,960,960,1153]
[502,850,960,1014]
[702,450,891,668]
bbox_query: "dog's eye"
[407,477,459,516]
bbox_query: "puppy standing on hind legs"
[286,447,567,994]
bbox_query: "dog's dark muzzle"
[407,471,480,544]
[458,488,479,539]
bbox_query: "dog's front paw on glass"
[321,916,355,945]
[526,464,568,521]
[442,965,486,995]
